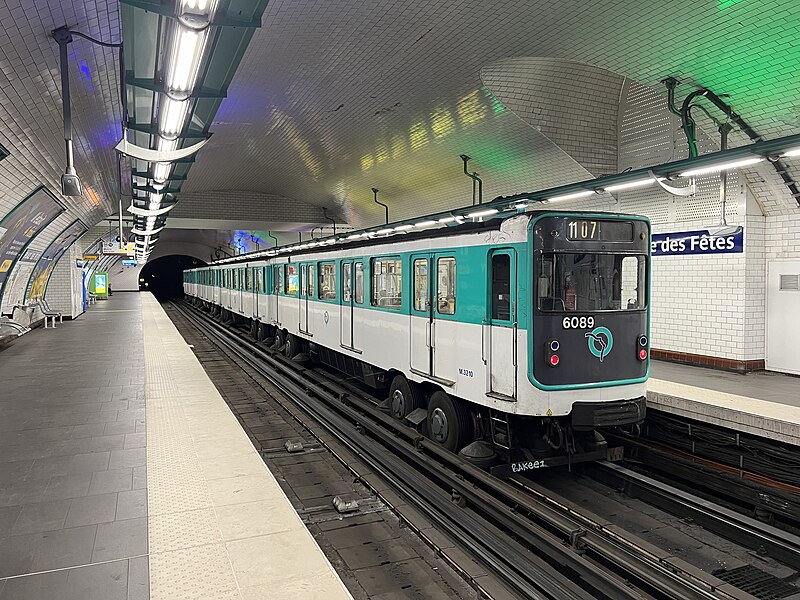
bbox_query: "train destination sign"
[651,228,743,256]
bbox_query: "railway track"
[169,298,782,599]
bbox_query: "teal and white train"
[184,210,651,471]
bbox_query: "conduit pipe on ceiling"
[322,207,337,236]
[662,76,800,205]
[267,231,278,248]
[460,154,483,205]
[372,188,389,224]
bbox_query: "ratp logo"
[585,326,613,362]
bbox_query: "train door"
[340,261,353,349]
[272,264,282,326]
[353,261,364,351]
[486,250,517,398]
[410,255,431,374]
[431,255,458,383]
[299,264,309,333]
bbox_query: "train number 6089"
[562,316,595,329]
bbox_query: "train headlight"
[637,334,648,361]
[639,349,648,361]
[550,354,560,366]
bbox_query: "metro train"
[184,211,651,473]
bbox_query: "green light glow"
[719,0,746,7]
[430,107,455,139]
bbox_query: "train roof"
[205,209,648,268]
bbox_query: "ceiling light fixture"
[467,208,498,219]
[165,27,208,96]
[394,224,413,231]
[679,157,763,177]
[159,96,189,138]
[546,190,595,203]
[603,178,658,192]
[414,220,437,227]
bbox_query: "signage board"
[102,241,135,256]
[0,187,65,301]
[83,255,99,261]
[650,228,744,256]
[27,219,88,300]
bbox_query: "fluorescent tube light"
[438,216,457,224]
[679,157,763,177]
[166,27,207,94]
[394,224,413,231]
[515,203,528,209]
[781,147,800,157]
[347,234,360,240]
[376,228,393,235]
[159,96,189,138]
[546,190,595,203]
[467,208,498,218]
[603,178,657,192]
[414,220,437,227]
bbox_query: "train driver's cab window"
[491,254,511,321]
[537,254,646,312]
[319,263,336,300]
[437,258,456,315]
[372,259,402,309]
[285,265,298,295]
[354,262,364,304]
[273,265,283,293]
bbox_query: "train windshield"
[537,253,646,312]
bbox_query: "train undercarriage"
[198,300,645,476]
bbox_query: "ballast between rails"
[174,298,753,600]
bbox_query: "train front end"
[505,213,650,473]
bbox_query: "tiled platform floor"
[0,293,148,600]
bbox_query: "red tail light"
[550,354,560,366]
[639,348,648,360]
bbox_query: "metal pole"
[372,188,389,224]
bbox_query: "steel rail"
[169,301,580,600]
[174,300,756,600]
[591,453,800,570]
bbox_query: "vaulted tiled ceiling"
[2,0,799,243]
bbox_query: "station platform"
[0,293,352,600]
[648,361,800,446]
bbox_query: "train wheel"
[426,391,473,452]
[388,375,423,420]
[272,329,285,351]
[284,333,299,359]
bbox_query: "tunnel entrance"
[139,255,206,299]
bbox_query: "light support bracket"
[649,170,696,197]
[128,203,177,217]
[115,134,209,162]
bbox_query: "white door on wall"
[767,260,800,375]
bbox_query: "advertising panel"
[27,219,88,300]
[0,187,65,307]
[1,249,40,314]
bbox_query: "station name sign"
[651,228,743,256]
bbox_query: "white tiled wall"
[44,244,85,319]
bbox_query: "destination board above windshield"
[566,220,633,242]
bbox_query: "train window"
[245,268,251,291]
[355,262,364,304]
[437,258,456,315]
[274,265,283,293]
[372,258,402,309]
[308,264,315,298]
[285,265,299,295]
[491,254,511,321]
[342,263,352,302]
[256,268,264,293]
[413,259,428,311]
[537,253,647,312]
[319,263,336,299]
